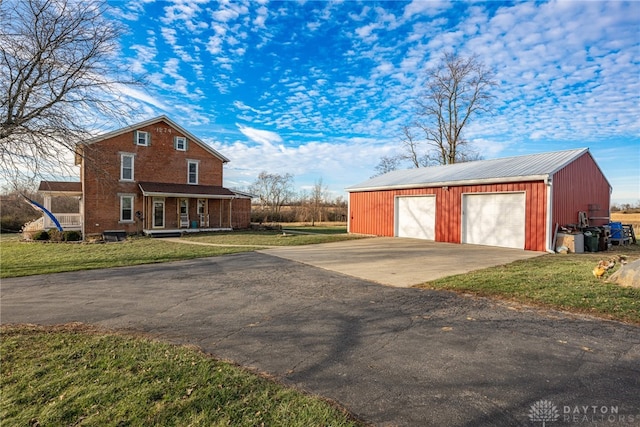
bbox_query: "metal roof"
[346,148,593,192]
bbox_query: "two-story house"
[28,116,252,238]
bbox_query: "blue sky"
[107,0,639,204]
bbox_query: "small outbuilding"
[346,148,611,252]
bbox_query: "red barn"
[346,148,611,252]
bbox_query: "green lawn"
[0,235,255,278]
[416,245,640,324]
[0,229,363,278]
[0,324,362,427]
[282,226,350,235]
[180,228,361,246]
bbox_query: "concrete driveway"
[2,251,639,427]
[261,237,542,287]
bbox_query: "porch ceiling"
[138,182,236,199]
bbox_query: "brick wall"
[80,119,226,235]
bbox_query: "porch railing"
[177,214,211,228]
[180,214,189,228]
[199,214,209,227]
[22,213,82,232]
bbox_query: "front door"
[179,198,189,227]
[153,198,165,228]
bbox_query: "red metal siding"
[349,181,548,251]
[552,153,611,227]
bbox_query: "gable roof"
[80,115,230,163]
[347,148,607,192]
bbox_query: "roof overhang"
[38,181,83,196]
[138,182,239,199]
[346,174,550,192]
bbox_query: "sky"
[105,0,639,204]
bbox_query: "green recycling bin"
[584,230,599,252]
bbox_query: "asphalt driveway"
[261,237,541,287]
[2,251,639,426]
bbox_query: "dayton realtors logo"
[529,400,560,426]
[528,400,638,425]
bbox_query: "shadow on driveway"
[1,252,639,426]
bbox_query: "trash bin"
[191,220,198,229]
[584,230,599,252]
[610,222,623,239]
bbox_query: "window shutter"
[133,131,138,145]
[173,136,177,150]
[185,139,189,151]
[147,132,151,146]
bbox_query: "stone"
[607,259,640,288]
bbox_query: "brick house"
[30,116,252,238]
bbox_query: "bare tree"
[309,177,328,226]
[372,155,403,177]
[416,52,495,165]
[248,171,295,222]
[0,0,136,186]
[374,53,495,175]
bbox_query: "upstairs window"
[188,160,199,184]
[135,130,149,146]
[121,153,134,181]
[175,136,187,151]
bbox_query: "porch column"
[43,195,52,211]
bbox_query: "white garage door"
[462,193,525,249]
[396,196,436,240]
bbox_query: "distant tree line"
[611,202,640,213]
[248,172,346,224]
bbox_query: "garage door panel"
[462,193,525,249]
[396,196,435,240]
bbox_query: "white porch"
[22,213,82,232]
[24,181,83,233]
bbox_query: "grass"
[416,244,640,324]
[0,324,362,427]
[0,235,255,278]
[181,228,359,246]
[282,226,350,235]
[0,227,362,278]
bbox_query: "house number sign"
[154,127,173,134]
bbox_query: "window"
[175,136,186,151]
[120,195,134,222]
[121,153,134,181]
[135,130,149,146]
[187,160,199,184]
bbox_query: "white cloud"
[210,135,396,194]
[237,125,283,147]
[109,0,639,202]
[403,0,450,19]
